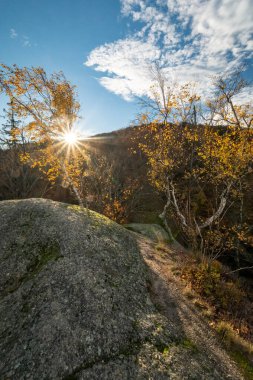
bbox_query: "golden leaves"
[0,63,82,189]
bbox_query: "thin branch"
[199,183,232,229]
[171,182,188,228]
[225,266,253,274]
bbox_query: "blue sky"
[0,0,253,134]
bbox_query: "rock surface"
[0,199,243,379]
[125,223,171,243]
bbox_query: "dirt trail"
[136,234,244,380]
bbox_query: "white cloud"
[9,29,35,48]
[10,28,17,39]
[86,38,160,100]
[22,35,32,47]
[85,0,253,100]
[234,85,253,104]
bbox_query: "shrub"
[182,260,246,315]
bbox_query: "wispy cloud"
[9,29,35,48]
[22,35,32,47]
[85,0,253,101]
[10,28,18,39]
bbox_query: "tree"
[0,64,142,216]
[136,69,252,260]
[0,64,85,204]
[0,100,45,199]
[204,70,253,129]
[0,98,20,147]
[0,64,79,137]
[83,133,142,223]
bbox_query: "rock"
[125,223,171,243]
[0,199,177,379]
[0,199,242,379]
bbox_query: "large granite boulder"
[0,199,177,379]
[0,199,242,380]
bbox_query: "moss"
[154,337,199,357]
[155,342,171,354]
[230,350,253,380]
[1,243,61,299]
[67,205,111,222]
[67,205,121,237]
[181,338,199,353]
[27,243,61,278]
[66,204,88,214]
[162,346,170,356]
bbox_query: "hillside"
[1,125,253,267]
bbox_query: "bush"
[182,260,246,314]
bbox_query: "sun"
[63,131,78,146]
[53,124,92,159]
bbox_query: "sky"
[0,0,253,134]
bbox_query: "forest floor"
[135,233,248,380]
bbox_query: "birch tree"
[137,70,253,258]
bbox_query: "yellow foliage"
[0,63,82,194]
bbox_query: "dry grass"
[216,321,253,380]
[171,250,253,377]
[154,239,253,377]
[182,284,195,299]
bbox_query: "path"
[136,234,244,380]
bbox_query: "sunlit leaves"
[0,63,83,199]
[0,64,80,139]
[136,73,253,256]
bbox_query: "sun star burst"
[63,131,78,146]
